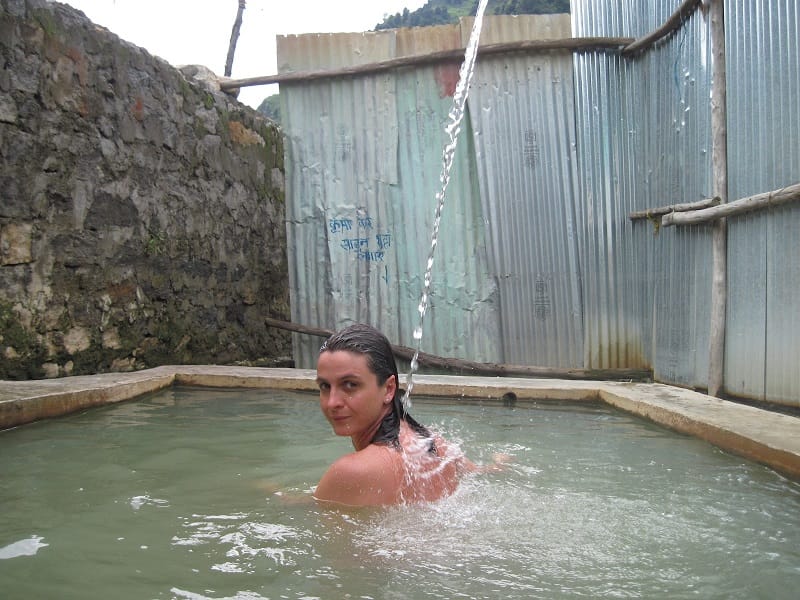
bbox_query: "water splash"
[402,0,490,413]
[0,535,48,559]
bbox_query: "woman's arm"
[473,452,513,473]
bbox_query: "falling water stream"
[402,0,490,412]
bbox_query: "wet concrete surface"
[2,365,799,480]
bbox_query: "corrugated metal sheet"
[573,0,799,402]
[573,1,713,377]
[764,203,800,404]
[279,24,499,368]
[278,5,800,404]
[725,0,800,402]
[468,16,584,366]
[279,32,400,366]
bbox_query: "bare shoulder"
[314,446,401,507]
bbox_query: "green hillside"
[375,0,570,31]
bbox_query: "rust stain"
[65,46,89,86]
[592,340,650,370]
[131,96,144,122]
[47,41,91,116]
[433,63,460,98]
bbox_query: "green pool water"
[1,387,798,599]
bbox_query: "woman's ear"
[385,374,398,401]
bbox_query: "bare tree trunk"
[225,0,246,77]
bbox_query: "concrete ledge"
[1,366,798,481]
[171,365,321,392]
[0,367,177,429]
[598,382,800,480]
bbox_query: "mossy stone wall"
[0,0,290,378]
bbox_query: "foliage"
[491,0,570,16]
[257,94,281,124]
[374,0,570,31]
[0,301,47,379]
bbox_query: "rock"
[0,222,33,265]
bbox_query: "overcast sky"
[61,0,427,108]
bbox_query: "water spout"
[402,0,490,414]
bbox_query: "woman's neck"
[351,403,393,451]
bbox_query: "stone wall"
[0,0,291,379]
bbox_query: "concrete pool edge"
[2,365,799,480]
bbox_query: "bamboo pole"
[265,318,652,381]
[708,0,728,398]
[661,183,800,226]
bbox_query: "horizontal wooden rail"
[218,2,702,90]
[265,317,652,381]
[220,37,633,90]
[629,196,721,221]
[661,182,800,227]
[622,0,703,56]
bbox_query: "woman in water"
[314,323,501,507]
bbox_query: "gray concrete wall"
[0,0,291,379]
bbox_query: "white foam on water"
[129,494,170,510]
[0,535,49,559]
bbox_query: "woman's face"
[316,350,395,440]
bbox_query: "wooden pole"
[622,0,703,56]
[215,1,709,92]
[219,37,634,91]
[708,0,728,397]
[661,183,800,226]
[264,318,652,381]
[628,196,721,220]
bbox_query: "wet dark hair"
[319,323,433,449]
